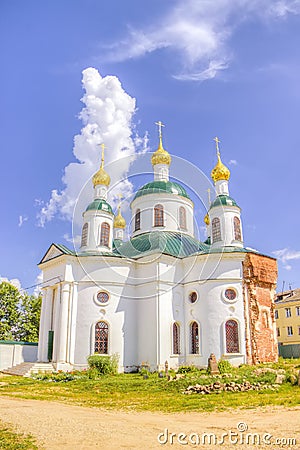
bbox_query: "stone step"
[1,362,55,377]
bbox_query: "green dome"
[133,181,190,201]
[86,199,113,214]
[209,195,239,209]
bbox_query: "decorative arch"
[172,322,180,354]
[81,223,89,247]
[190,321,199,354]
[135,209,141,231]
[225,319,239,353]
[154,204,164,227]
[94,320,109,354]
[179,206,187,229]
[212,217,221,242]
[100,222,110,247]
[233,216,242,241]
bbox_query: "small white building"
[38,132,278,371]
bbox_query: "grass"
[0,420,39,449]
[0,358,299,413]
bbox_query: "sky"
[1,0,300,293]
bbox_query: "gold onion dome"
[210,137,230,183]
[204,213,210,225]
[151,121,171,166]
[92,144,111,187]
[114,206,126,229]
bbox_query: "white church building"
[38,128,278,372]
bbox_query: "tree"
[18,294,42,342]
[0,281,42,342]
[0,281,21,340]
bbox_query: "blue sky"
[1,0,300,293]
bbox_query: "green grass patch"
[0,420,39,449]
[0,358,299,413]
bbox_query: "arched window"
[225,320,239,353]
[212,217,221,242]
[81,223,88,247]
[100,222,110,247]
[154,204,164,227]
[95,321,109,354]
[234,216,242,241]
[190,321,199,354]
[135,209,141,231]
[179,206,187,229]
[172,323,180,354]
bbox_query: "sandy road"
[0,396,299,449]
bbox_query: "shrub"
[87,353,119,375]
[217,359,233,374]
[177,365,198,374]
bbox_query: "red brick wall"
[243,253,278,364]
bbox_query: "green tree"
[18,293,42,342]
[0,281,21,340]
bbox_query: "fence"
[278,344,300,359]
[0,340,38,370]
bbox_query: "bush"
[177,365,198,374]
[87,353,119,375]
[217,359,233,374]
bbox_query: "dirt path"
[0,396,299,449]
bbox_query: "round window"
[96,291,109,304]
[225,288,237,301]
[189,291,198,303]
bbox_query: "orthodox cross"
[155,120,165,139]
[213,136,220,154]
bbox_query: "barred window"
[212,217,221,242]
[179,206,187,229]
[95,321,109,354]
[100,222,110,247]
[135,209,141,231]
[97,291,109,304]
[234,216,242,241]
[172,323,180,354]
[190,321,199,354]
[225,320,239,353]
[154,204,164,227]
[81,223,88,247]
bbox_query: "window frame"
[100,222,110,247]
[285,307,291,318]
[179,206,187,230]
[81,222,89,247]
[94,321,109,354]
[225,319,240,354]
[134,209,141,231]
[172,322,180,355]
[154,204,164,227]
[189,321,199,354]
[212,217,221,242]
[287,326,293,336]
[233,216,242,241]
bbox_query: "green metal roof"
[133,181,191,201]
[85,199,113,214]
[113,231,209,259]
[209,194,239,209]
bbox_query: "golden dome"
[204,213,210,225]
[211,138,230,183]
[151,122,171,166]
[92,144,111,187]
[114,206,126,229]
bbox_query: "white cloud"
[228,159,238,166]
[0,276,22,291]
[103,0,300,81]
[272,247,300,270]
[33,272,43,297]
[37,67,148,228]
[18,215,28,227]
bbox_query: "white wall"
[0,342,38,370]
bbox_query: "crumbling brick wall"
[243,253,278,364]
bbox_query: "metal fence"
[278,344,300,359]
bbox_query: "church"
[38,125,278,372]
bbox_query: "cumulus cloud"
[37,68,148,228]
[0,276,22,290]
[272,248,300,270]
[228,159,238,166]
[103,0,300,81]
